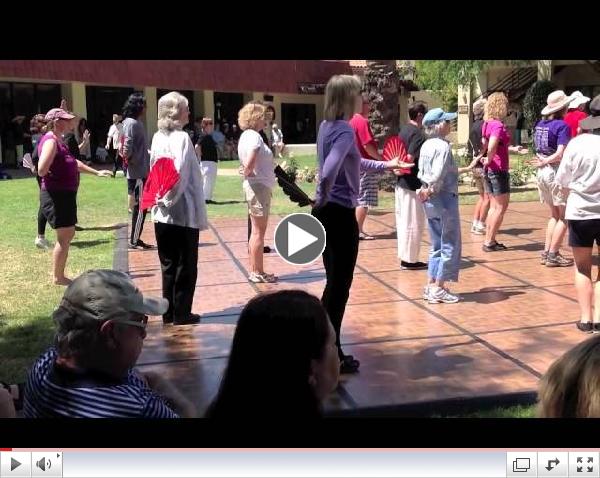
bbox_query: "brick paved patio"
[129,202,588,416]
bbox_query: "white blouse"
[149,130,208,230]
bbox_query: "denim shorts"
[485,170,510,196]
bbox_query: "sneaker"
[422,285,431,300]
[248,272,277,283]
[545,252,574,268]
[428,287,460,304]
[401,261,428,270]
[471,223,486,235]
[540,251,548,265]
[34,237,52,250]
[128,240,154,250]
[359,233,375,240]
[482,241,508,252]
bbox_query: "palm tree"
[363,60,400,147]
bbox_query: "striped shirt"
[23,348,179,418]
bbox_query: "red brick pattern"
[129,203,587,415]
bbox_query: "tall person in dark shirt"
[395,102,428,270]
[195,117,219,204]
[121,93,153,250]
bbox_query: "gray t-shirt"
[122,117,150,180]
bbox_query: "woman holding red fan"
[313,75,410,374]
[149,92,207,326]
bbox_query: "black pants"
[35,176,47,236]
[312,202,359,359]
[154,222,200,323]
[109,147,123,176]
[130,178,147,245]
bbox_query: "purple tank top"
[38,133,79,192]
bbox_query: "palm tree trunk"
[364,60,400,147]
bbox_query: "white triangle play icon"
[288,221,318,257]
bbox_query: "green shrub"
[523,80,557,129]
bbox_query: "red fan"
[141,157,180,211]
[383,136,413,174]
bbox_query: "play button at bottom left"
[1,452,31,477]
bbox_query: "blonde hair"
[538,335,600,417]
[157,91,189,132]
[484,92,508,121]
[238,102,266,131]
[323,75,362,121]
[112,114,120,123]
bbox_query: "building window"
[0,82,61,166]
[213,92,244,128]
[281,103,316,144]
[86,85,135,160]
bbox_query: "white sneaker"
[248,272,277,283]
[428,287,460,304]
[35,237,52,250]
[471,223,486,235]
[422,285,431,300]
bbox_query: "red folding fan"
[382,136,413,174]
[141,157,180,211]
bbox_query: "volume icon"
[36,457,51,471]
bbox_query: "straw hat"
[541,90,573,116]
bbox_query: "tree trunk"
[364,60,400,147]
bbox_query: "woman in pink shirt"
[480,93,511,252]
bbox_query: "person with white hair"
[417,108,462,304]
[564,90,591,138]
[150,91,208,325]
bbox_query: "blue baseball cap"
[422,108,457,126]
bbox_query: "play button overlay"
[274,213,326,265]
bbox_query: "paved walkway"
[129,202,587,415]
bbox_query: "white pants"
[201,161,218,200]
[395,184,425,263]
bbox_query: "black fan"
[274,165,313,207]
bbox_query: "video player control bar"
[1,451,599,477]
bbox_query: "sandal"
[0,382,24,411]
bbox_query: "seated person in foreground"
[24,269,196,418]
[206,290,340,418]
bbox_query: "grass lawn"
[217,154,317,170]
[441,404,536,418]
[0,174,128,383]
